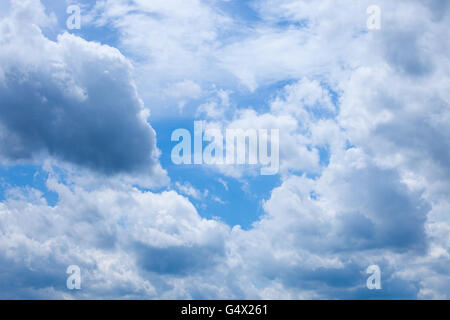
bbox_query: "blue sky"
[0,0,449,299]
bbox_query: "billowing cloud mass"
[0,0,449,299]
[0,0,167,185]
[0,174,229,298]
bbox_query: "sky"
[0,0,449,299]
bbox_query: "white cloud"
[0,172,230,298]
[175,181,208,200]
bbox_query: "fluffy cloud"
[0,0,167,186]
[225,146,432,298]
[0,172,229,299]
[195,77,339,178]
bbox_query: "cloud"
[0,173,229,298]
[194,77,340,178]
[0,0,167,186]
[227,154,431,298]
[83,0,235,116]
[175,181,208,200]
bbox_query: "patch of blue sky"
[0,164,58,206]
[317,145,331,167]
[216,0,262,24]
[152,118,280,229]
[156,79,301,120]
[41,0,122,48]
[274,19,309,29]
[232,79,300,113]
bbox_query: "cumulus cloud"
[0,172,229,298]
[224,145,433,298]
[0,0,167,186]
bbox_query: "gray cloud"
[0,1,163,179]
